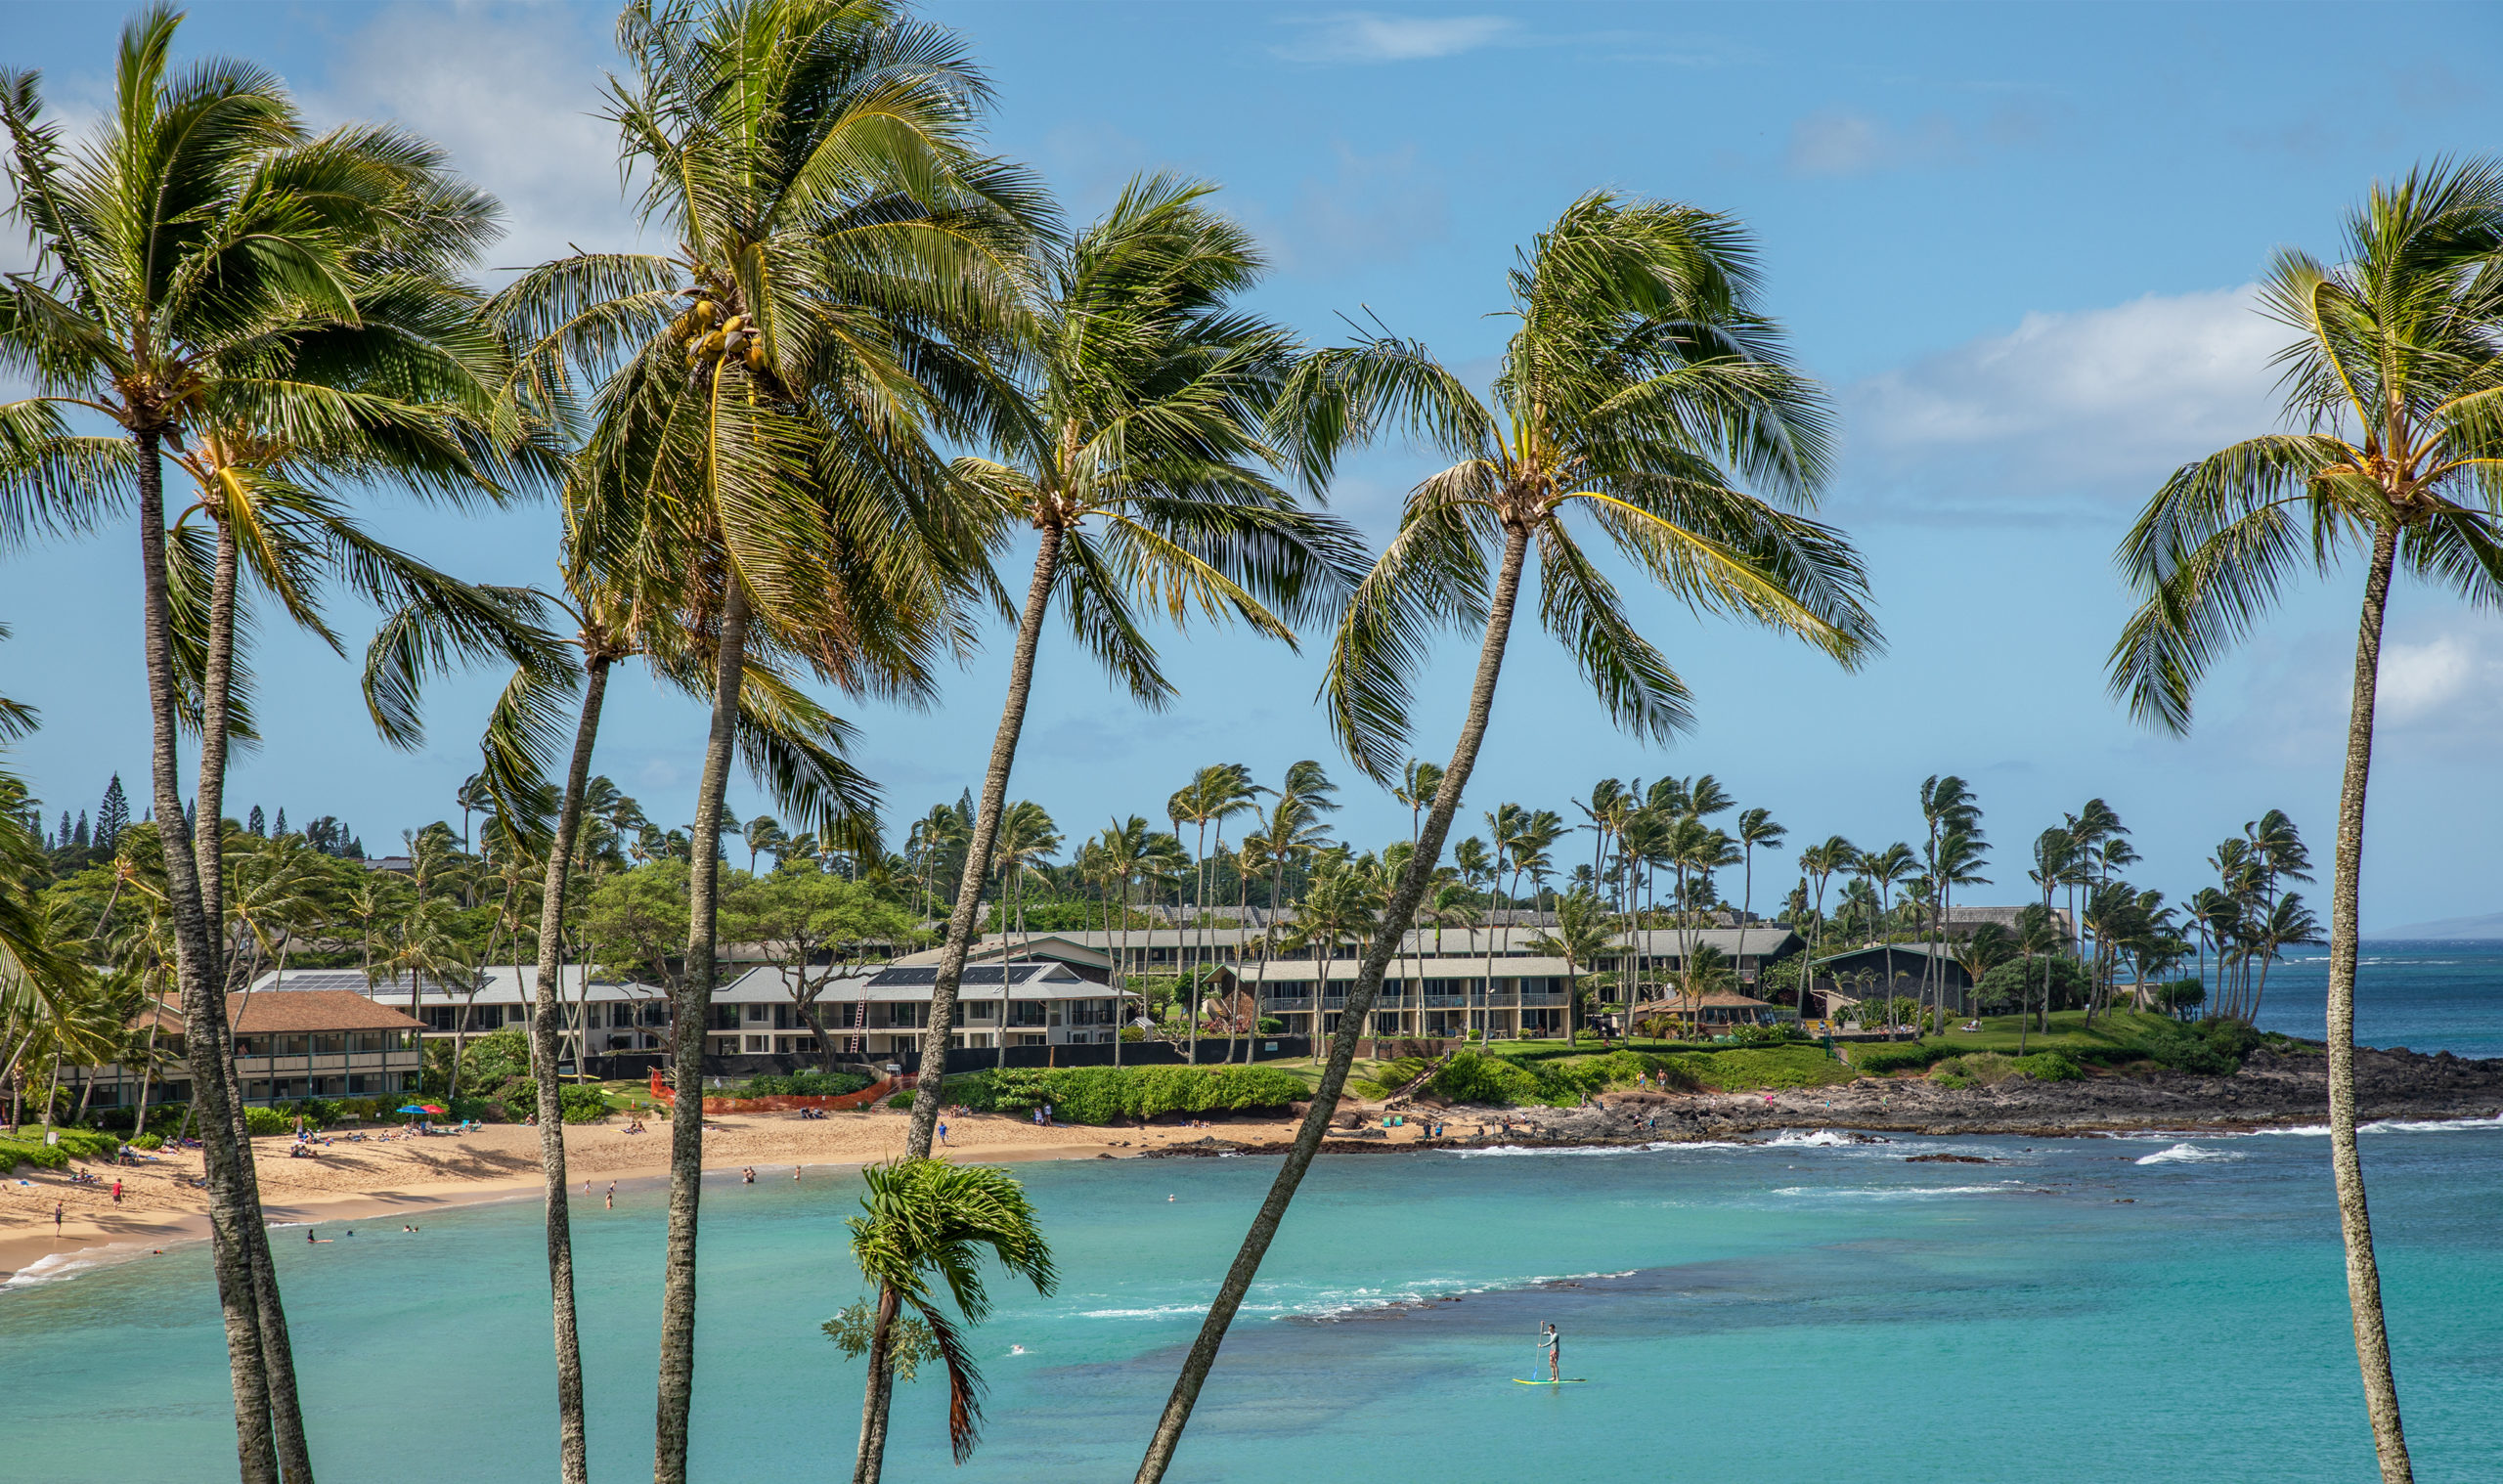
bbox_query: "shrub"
[1256,1017,1285,1034]
[0,1137,67,1170]
[963,1066,1306,1123]
[560,1085,611,1123]
[1932,1052,2019,1087]
[244,1106,291,1136]
[2012,1051,2083,1082]
[1848,1042,1949,1075]
[2130,1018,2258,1074]
[132,1133,164,1151]
[1726,1021,1807,1046]
[728,1069,870,1099]
[1429,1050,1546,1105]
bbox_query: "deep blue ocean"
[5,944,2499,1483]
[2257,938,2503,1059]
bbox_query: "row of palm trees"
[1,5,2480,1482]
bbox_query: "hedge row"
[0,1125,127,1171]
[899,1065,1308,1124]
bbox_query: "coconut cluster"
[674,296,765,376]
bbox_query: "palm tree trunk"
[851,1284,901,1484]
[533,653,609,1484]
[1133,524,1532,1484]
[906,525,1064,1159]
[2326,527,2413,1484]
[136,430,282,1484]
[191,512,319,1484]
[655,585,748,1484]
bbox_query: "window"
[279,1034,311,1056]
[311,1033,346,1055]
[351,1031,387,1053]
[234,1036,262,1057]
[743,1034,769,1053]
[745,1004,770,1024]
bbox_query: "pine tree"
[274,807,287,837]
[95,774,128,849]
[246,805,266,836]
[73,810,89,849]
[57,810,70,849]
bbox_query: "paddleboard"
[1514,1378,1587,1385]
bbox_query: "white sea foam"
[2251,1112,2503,1137]
[2,1252,99,1289]
[1764,1129,1864,1148]
[1772,1186,2022,1196]
[2134,1143,2243,1165]
[1077,1303,1210,1320]
[1450,1140,1728,1158]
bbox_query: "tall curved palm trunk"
[1133,525,1530,1481]
[190,510,319,1484]
[137,438,285,1484]
[2327,528,2409,1482]
[656,588,748,1481]
[532,654,612,1484]
[905,526,1063,1158]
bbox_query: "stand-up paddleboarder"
[1538,1322,1559,1381]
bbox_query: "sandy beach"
[0,1107,1311,1281]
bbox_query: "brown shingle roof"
[1629,991,1774,1013]
[226,990,424,1034]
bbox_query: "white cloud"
[1841,284,2286,512]
[1275,12,1518,64]
[307,3,644,274]
[2377,633,2500,726]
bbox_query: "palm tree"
[368,524,879,1484]
[847,1159,1056,1484]
[1280,858,1380,1040]
[1166,763,1260,1061]
[989,801,1059,1064]
[1915,776,1979,1031]
[743,815,787,873]
[2008,902,2063,1055]
[1238,761,1338,1053]
[0,15,496,1468]
[1930,829,1991,1032]
[1133,193,1876,1481]
[491,7,1053,1474]
[1735,807,1784,925]
[903,174,1362,1158]
[1795,835,1855,1018]
[1525,888,1615,1047]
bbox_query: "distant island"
[2367,911,2503,940]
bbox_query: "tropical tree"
[2098,165,2503,1476]
[901,174,1362,1159]
[847,1159,1057,1484]
[1524,886,1614,1046]
[1734,806,1783,925]
[486,5,1057,1474]
[1132,193,1876,1480]
[0,13,505,1469]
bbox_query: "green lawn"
[1892,1009,2188,1060]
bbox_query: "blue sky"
[4,1,2500,927]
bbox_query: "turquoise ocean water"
[6,946,2501,1483]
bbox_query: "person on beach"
[606,1182,616,1209]
[110,1180,122,1204]
[54,1200,64,1236]
[1537,1323,1560,1381]
[937,1120,949,1147]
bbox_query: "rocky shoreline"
[1144,1044,2503,1157]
